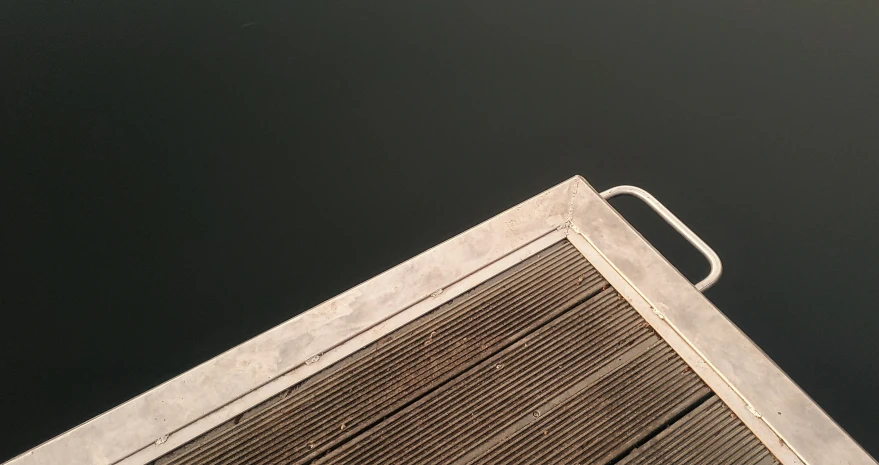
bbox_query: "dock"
[6,177,874,465]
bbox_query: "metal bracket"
[600,185,722,292]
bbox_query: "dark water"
[3,0,879,460]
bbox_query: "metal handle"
[600,185,722,292]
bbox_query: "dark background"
[2,0,878,461]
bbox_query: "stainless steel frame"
[6,176,874,465]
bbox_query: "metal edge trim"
[5,179,577,465]
[567,176,877,465]
[119,230,568,465]
[565,232,801,465]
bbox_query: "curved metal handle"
[600,185,722,292]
